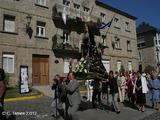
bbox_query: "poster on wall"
[20,66,29,94]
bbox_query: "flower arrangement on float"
[75,56,91,77]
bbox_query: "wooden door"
[32,56,49,86]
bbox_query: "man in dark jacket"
[109,71,120,114]
[51,74,66,120]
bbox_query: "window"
[63,0,70,6]
[114,18,119,28]
[3,54,14,73]
[63,29,70,44]
[137,36,145,48]
[101,35,106,46]
[64,58,69,73]
[139,65,142,72]
[156,50,160,63]
[128,62,132,71]
[74,3,80,17]
[154,33,160,46]
[100,13,105,23]
[83,7,89,20]
[102,60,110,73]
[115,38,120,49]
[36,22,45,37]
[127,41,131,50]
[137,43,145,48]
[117,61,121,72]
[125,22,129,30]
[138,51,142,62]
[37,0,46,6]
[4,15,15,32]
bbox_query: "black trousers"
[92,89,103,108]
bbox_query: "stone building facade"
[0,0,138,86]
[137,22,160,71]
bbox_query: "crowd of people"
[87,70,160,115]
[50,70,160,120]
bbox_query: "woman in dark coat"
[135,71,148,112]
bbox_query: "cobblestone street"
[3,94,160,120]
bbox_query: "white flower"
[80,58,84,61]
[84,69,87,73]
[84,61,87,64]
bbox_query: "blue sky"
[98,0,160,29]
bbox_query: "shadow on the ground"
[122,100,138,110]
[79,101,93,111]
[78,96,111,112]
[145,104,152,109]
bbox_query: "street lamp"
[26,14,32,32]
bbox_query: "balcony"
[52,35,81,59]
[52,4,102,34]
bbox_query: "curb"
[80,88,110,93]
[4,94,44,102]
[80,91,88,93]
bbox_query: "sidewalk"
[33,85,53,98]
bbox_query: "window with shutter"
[4,15,15,32]
[101,35,106,46]
[74,3,80,17]
[138,51,142,62]
[117,61,121,72]
[3,54,14,73]
[115,39,120,48]
[37,0,46,6]
[128,62,132,71]
[63,29,70,44]
[100,13,105,23]
[127,41,131,50]
[64,58,69,73]
[102,60,110,73]
[36,22,45,37]
[83,7,89,21]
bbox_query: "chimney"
[142,22,145,26]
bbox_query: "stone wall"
[138,47,156,71]
[0,0,138,86]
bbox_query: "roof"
[136,22,157,34]
[95,0,137,20]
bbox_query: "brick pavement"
[3,86,160,120]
